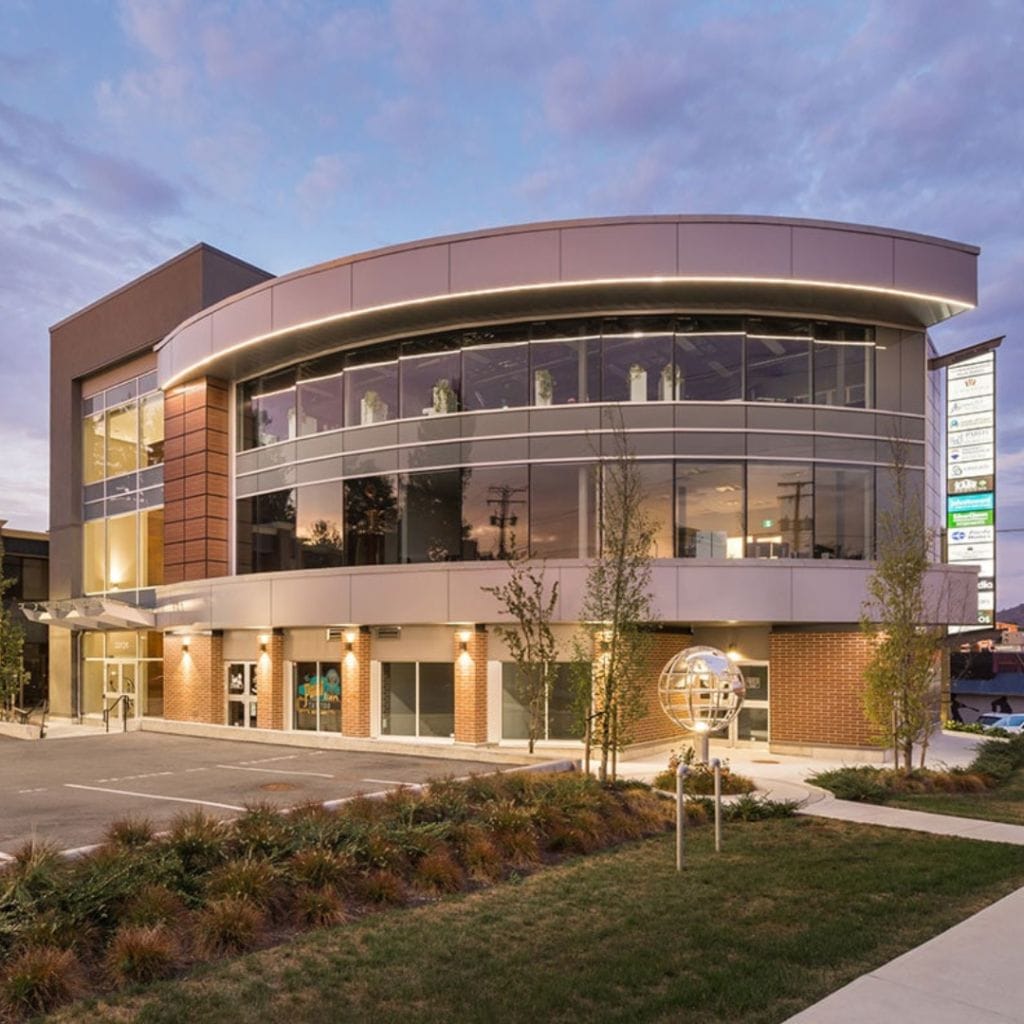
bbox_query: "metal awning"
[20,598,155,632]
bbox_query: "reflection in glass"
[530,322,601,405]
[106,514,138,590]
[105,404,139,476]
[501,663,581,741]
[746,331,811,403]
[381,662,417,736]
[401,470,462,563]
[675,332,744,401]
[294,661,342,733]
[676,462,745,558]
[297,373,344,436]
[297,482,344,568]
[141,393,164,466]
[601,319,675,402]
[813,340,871,408]
[345,359,398,426]
[462,465,529,560]
[141,508,164,586]
[627,462,674,558]
[400,349,461,418]
[530,463,597,559]
[83,413,106,484]
[241,489,298,573]
[417,662,455,737]
[344,475,399,565]
[814,465,873,559]
[746,464,813,558]
[83,520,105,593]
[462,343,529,410]
[244,370,297,447]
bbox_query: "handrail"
[103,694,134,734]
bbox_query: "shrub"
[103,816,156,850]
[0,945,84,1017]
[204,857,281,913]
[289,848,354,890]
[120,884,186,928]
[231,804,293,862]
[450,824,504,882]
[191,897,265,958]
[105,923,179,986]
[353,869,407,906]
[292,886,346,928]
[726,795,800,821]
[167,810,228,878]
[653,748,756,795]
[809,766,891,803]
[413,848,465,894]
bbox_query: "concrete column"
[454,626,488,744]
[163,631,224,723]
[341,628,372,737]
[256,629,285,730]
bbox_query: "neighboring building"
[40,216,982,755]
[2,526,49,706]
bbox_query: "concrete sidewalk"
[619,733,1024,1023]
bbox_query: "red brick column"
[163,632,224,724]
[454,627,488,744]
[256,630,285,730]
[769,631,876,747]
[342,629,372,737]
[163,377,229,584]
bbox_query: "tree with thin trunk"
[574,424,656,783]
[484,546,559,754]
[861,438,944,773]
[0,533,26,717]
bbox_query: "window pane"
[737,705,769,741]
[400,350,461,418]
[530,463,598,559]
[83,520,105,593]
[675,332,744,401]
[462,343,529,410]
[344,475,399,565]
[745,330,811,404]
[297,482,344,569]
[107,513,139,591]
[294,662,319,731]
[462,465,528,560]
[345,360,397,426]
[106,403,139,476]
[549,664,582,740]
[141,393,164,466]
[501,663,530,739]
[297,373,344,436]
[320,663,342,732]
[141,508,164,586]
[530,322,601,405]
[254,489,298,572]
[418,662,454,738]
[20,557,48,600]
[815,465,873,560]
[746,464,813,558]
[401,470,462,563]
[629,462,674,558]
[813,340,871,408]
[601,320,675,402]
[252,378,296,446]
[83,413,106,484]
[381,662,416,736]
[676,462,745,558]
[236,497,254,574]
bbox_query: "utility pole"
[487,485,527,559]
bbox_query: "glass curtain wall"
[676,463,745,558]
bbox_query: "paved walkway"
[621,732,1024,1023]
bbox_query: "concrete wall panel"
[271,574,350,626]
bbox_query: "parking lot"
[0,733,522,856]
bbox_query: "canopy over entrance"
[20,598,155,632]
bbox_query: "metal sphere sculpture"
[658,646,745,737]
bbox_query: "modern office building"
[40,216,981,755]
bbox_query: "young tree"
[484,547,559,754]
[574,426,657,782]
[861,439,944,773]
[0,533,27,716]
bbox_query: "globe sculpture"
[658,646,746,760]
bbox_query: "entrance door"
[104,661,138,723]
[227,663,258,727]
[731,663,769,745]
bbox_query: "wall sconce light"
[181,635,190,655]
[259,634,269,654]
[458,629,471,654]
[344,630,356,654]
[727,644,743,663]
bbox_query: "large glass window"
[745,321,812,403]
[381,661,454,738]
[141,509,164,586]
[293,661,342,733]
[814,465,873,559]
[344,475,399,565]
[83,413,106,485]
[345,348,398,426]
[530,463,598,559]
[83,520,105,593]
[141,393,164,467]
[530,321,601,406]
[462,330,529,410]
[240,369,297,447]
[629,462,674,558]
[237,489,298,574]
[297,352,345,436]
[401,470,463,563]
[813,327,872,408]
[462,465,529,560]
[601,318,675,402]
[746,464,813,558]
[501,663,582,741]
[106,513,139,591]
[675,321,744,401]
[296,482,344,569]
[676,462,745,558]
[105,404,139,477]
[400,343,461,418]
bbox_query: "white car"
[976,712,1024,734]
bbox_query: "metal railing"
[103,694,133,733]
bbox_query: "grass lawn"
[886,765,1024,825]
[50,816,1024,1024]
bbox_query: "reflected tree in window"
[345,476,399,565]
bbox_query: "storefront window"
[746,464,813,558]
[676,462,745,558]
[293,661,341,732]
[296,482,344,569]
[462,465,529,560]
[401,470,463,563]
[344,475,399,565]
[381,661,453,738]
[501,663,581,741]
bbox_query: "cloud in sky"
[0,0,1021,610]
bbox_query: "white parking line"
[362,778,411,786]
[65,783,245,811]
[236,755,302,765]
[217,764,334,779]
[17,787,47,794]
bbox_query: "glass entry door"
[227,663,258,727]
[731,663,769,744]
[104,661,138,721]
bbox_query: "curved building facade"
[46,216,981,755]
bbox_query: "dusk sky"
[1,1,1021,606]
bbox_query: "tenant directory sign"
[947,351,996,625]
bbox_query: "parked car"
[977,713,1024,734]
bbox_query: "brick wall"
[256,631,285,730]
[629,631,694,746]
[163,632,224,724]
[341,629,372,737]
[454,627,488,744]
[164,377,229,584]
[769,631,876,747]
